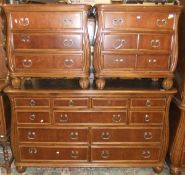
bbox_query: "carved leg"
[11,78,21,89]
[153,166,163,174]
[79,78,89,89]
[16,166,26,173]
[162,78,173,90]
[170,167,181,175]
[96,78,105,90]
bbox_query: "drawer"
[91,128,162,143]
[92,98,128,108]
[20,146,88,161]
[129,111,164,125]
[91,146,160,162]
[139,34,172,51]
[14,54,83,70]
[54,111,127,124]
[16,111,50,124]
[15,98,50,107]
[130,98,166,108]
[11,12,82,30]
[54,98,90,108]
[136,54,169,70]
[103,34,137,50]
[103,12,174,30]
[181,151,185,166]
[103,54,136,69]
[18,128,88,143]
[13,33,82,50]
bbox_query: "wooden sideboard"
[94,4,182,89]
[4,78,176,173]
[3,4,91,89]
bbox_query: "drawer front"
[18,128,88,143]
[130,111,164,125]
[54,98,90,108]
[15,98,50,107]
[11,12,82,30]
[130,98,166,108]
[103,54,136,69]
[20,146,88,161]
[136,54,169,70]
[139,34,172,51]
[91,147,160,161]
[103,12,174,30]
[54,111,127,124]
[13,33,82,50]
[92,128,162,143]
[16,112,50,124]
[103,34,137,50]
[15,54,83,70]
[92,98,128,108]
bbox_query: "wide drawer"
[13,33,82,50]
[54,98,90,108]
[136,54,169,70]
[18,128,88,143]
[103,34,137,50]
[130,98,166,108]
[92,98,128,108]
[129,111,164,125]
[54,111,127,124]
[103,12,174,30]
[11,12,82,30]
[16,111,50,124]
[15,98,50,107]
[91,146,160,161]
[20,146,88,161]
[139,34,172,51]
[91,128,162,143]
[14,54,83,70]
[103,54,136,69]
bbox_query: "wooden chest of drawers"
[94,4,182,90]
[5,79,175,173]
[3,4,91,89]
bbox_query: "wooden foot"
[153,166,163,174]
[96,79,105,90]
[79,78,89,89]
[170,167,181,175]
[11,78,21,89]
[162,78,173,90]
[16,166,26,173]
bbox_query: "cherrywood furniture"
[5,78,176,173]
[3,4,91,89]
[93,4,182,89]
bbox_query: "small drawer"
[103,34,137,50]
[11,12,82,30]
[129,111,164,125]
[18,128,89,143]
[92,98,128,108]
[136,54,169,70]
[20,146,88,161]
[139,34,172,51]
[15,98,50,107]
[15,54,83,70]
[91,146,160,162]
[54,111,127,124]
[103,54,136,69]
[54,98,90,108]
[13,33,82,50]
[91,128,162,143]
[130,98,166,108]
[16,112,50,124]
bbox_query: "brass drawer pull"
[101,150,110,159]
[144,114,151,123]
[114,58,124,63]
[112,114,121,123]
[0,135,4,139]
[64,59,74,68]
[68,100,74,106]
[21,35,30,43]
[113,39,126,49]
[144,132,153,140]
[63,18,73,26]
[71,150,79,159]
[56,151,60,155]
[29,113,36,121]
[70,132,79,140]
[29,99,36,106]
[141,150,151,159]
[15,17,30,26]
[148,59,157,63]
[145,100,151,107]
[101,132,110,140]
[156,19,167,27]
[28,147,37,154]
[59,114,68,123]
[22,59,32,68]
[112,18,123,26]
[151,39,160,48]
[63,39,73,48]
[27,131,36,140]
